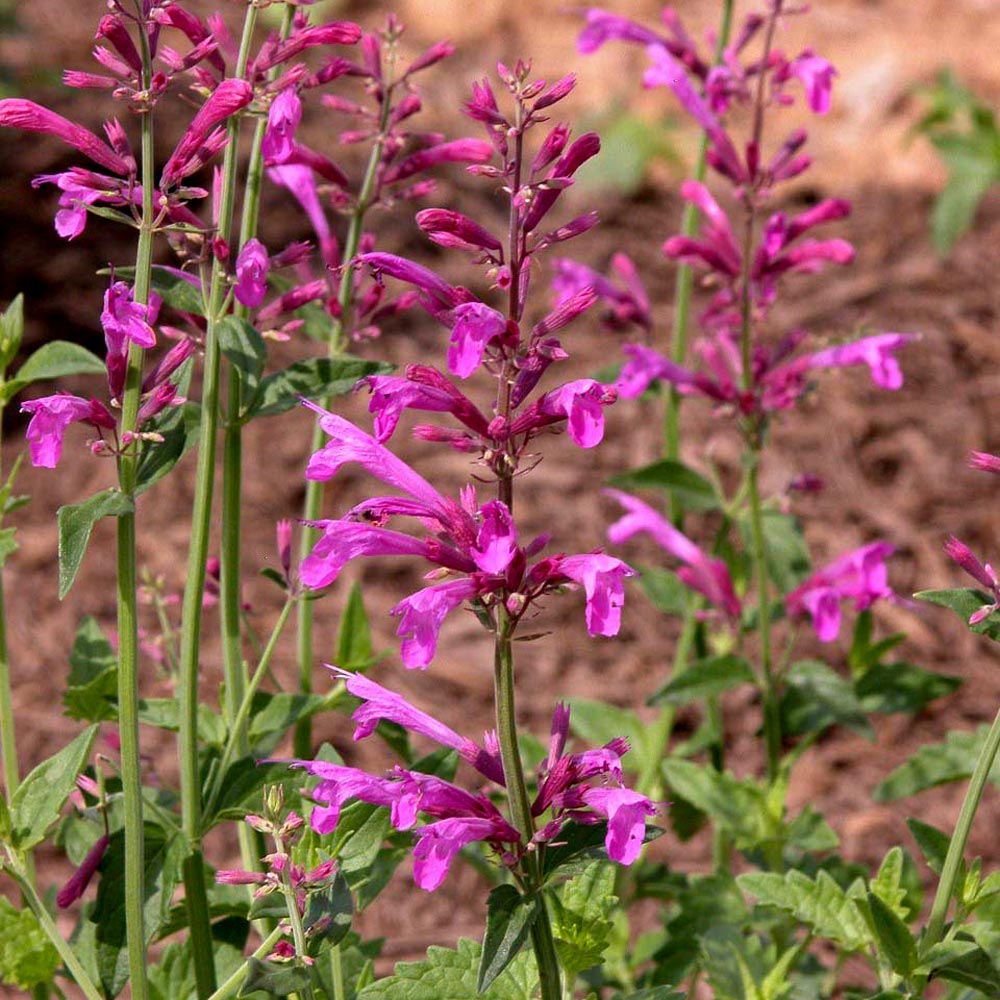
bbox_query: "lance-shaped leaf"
[0,339,106,404]
[304,871,353,949]
[478,885,539,992]
[251,357,392,418]
[57,489,134,598]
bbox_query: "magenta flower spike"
[261,87,302,163]
[786,542,895,642]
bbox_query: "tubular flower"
[294,682,658,890]
[786,542,896,642]
[301,404,635,668]
[21,395,116,469]
[944,536,1000,625]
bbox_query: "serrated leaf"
[653,654,754,706]
[930,941,1000,994]
[93,824,185,998]
[0,898,59,990]
[609,459,719,511]
[855,660,961,715]
[780,659,875,740]
[358,938,537,999]
[552,862,617,977]
[478,885,538,992]
[218,315,266,397]
[63,615,118,722]
[137,697,226,746]
[336,583,374,671]
[865,891,917,977]
[540,821,612,880]
[304,871,353,948]
[57,489,134,598]
[252,358,392,418]
[869,846,911,919]
[737,870,871,951]
[9,725,97,850]
[916,587,1000,641]
[239,957,313,997]
[875,725,1000,801]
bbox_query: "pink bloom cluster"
[302,405,634,668]
[294,670,657,890]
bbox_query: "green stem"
[275,831,316,1000]
[330,945,346,1000]
[110,15,160,995]
[924,705,1000,947]
[176,5,261,994]
[494,609,562,1000]
[293,84,395,759]
[9,869,104,1000]
[204,596,295,820]
[206,927,285,1000]
[0,419,18,801]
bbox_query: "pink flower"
[970,451,1000,476]
[580,787,657,865]
[806,333,917,391]
[786,542,895,642]
[605,489,741,619]
[551,253,651,332]
[234,238,269,307]
[57,835,109,908]
[21,395,115,468]
[786,52,837,114]
[448,302,508,378]
[513,379,618,448]
[412,817,514,891]
[944,536,1000,625]
[558,552,636,636]
[262,88,302,163]
[102,280,157,353]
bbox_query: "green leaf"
[906,818,956,878]
[0,898,59,990]
[57,489,134,599]
[248,692,326,744]
[738,870,872,951]
[540,820,613,880]
[653,654,754,706]
[357,938,537,999]
[149,266,207,316]
[478,885,538,992]
[137,697,226,746]
[855,660,961,715]
[874,725,1000,801]
[780,660,875,740]
[337,582,374,671]
[928,941,1000,994]
[304,871,353,948]
[63,616,118,722]
[92,824,185,998]
[568,699,651,775]
[476,885,538,993]
[218,315,266,397]
[334,802,393,876]
[739,510,811,592]
[931,154,997,253]
[609,459,719,511]
[135,398,200,495]
[252,357,393,418]
[16,339,106,383]
[148,918,249,1000]
[916,587,1000,641]
[9,725,97,850]
[0,293,24,372]
[205,759,294,827]
[0,527,17,570]
[239,958,313,998]
[551,862,617,976]
[615,989,685,1000]
[869,846,912,919]
[636,566,690,616]
[864,892,917,977]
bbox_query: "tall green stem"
[293,83,395,758]
[110,15,160,995]
[493,611,562,1000]
[176,5,260,994]
[924,705,1000,947]
[206,927,284,1000]
[0,426,18,801]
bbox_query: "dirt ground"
[2,0,1000,980]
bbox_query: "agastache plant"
[292,61,654,999]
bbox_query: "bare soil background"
[2,0,1000,982]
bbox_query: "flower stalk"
[176,4,261,993]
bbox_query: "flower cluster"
[295,670,657,891]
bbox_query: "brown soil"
[3,0,1000,985]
